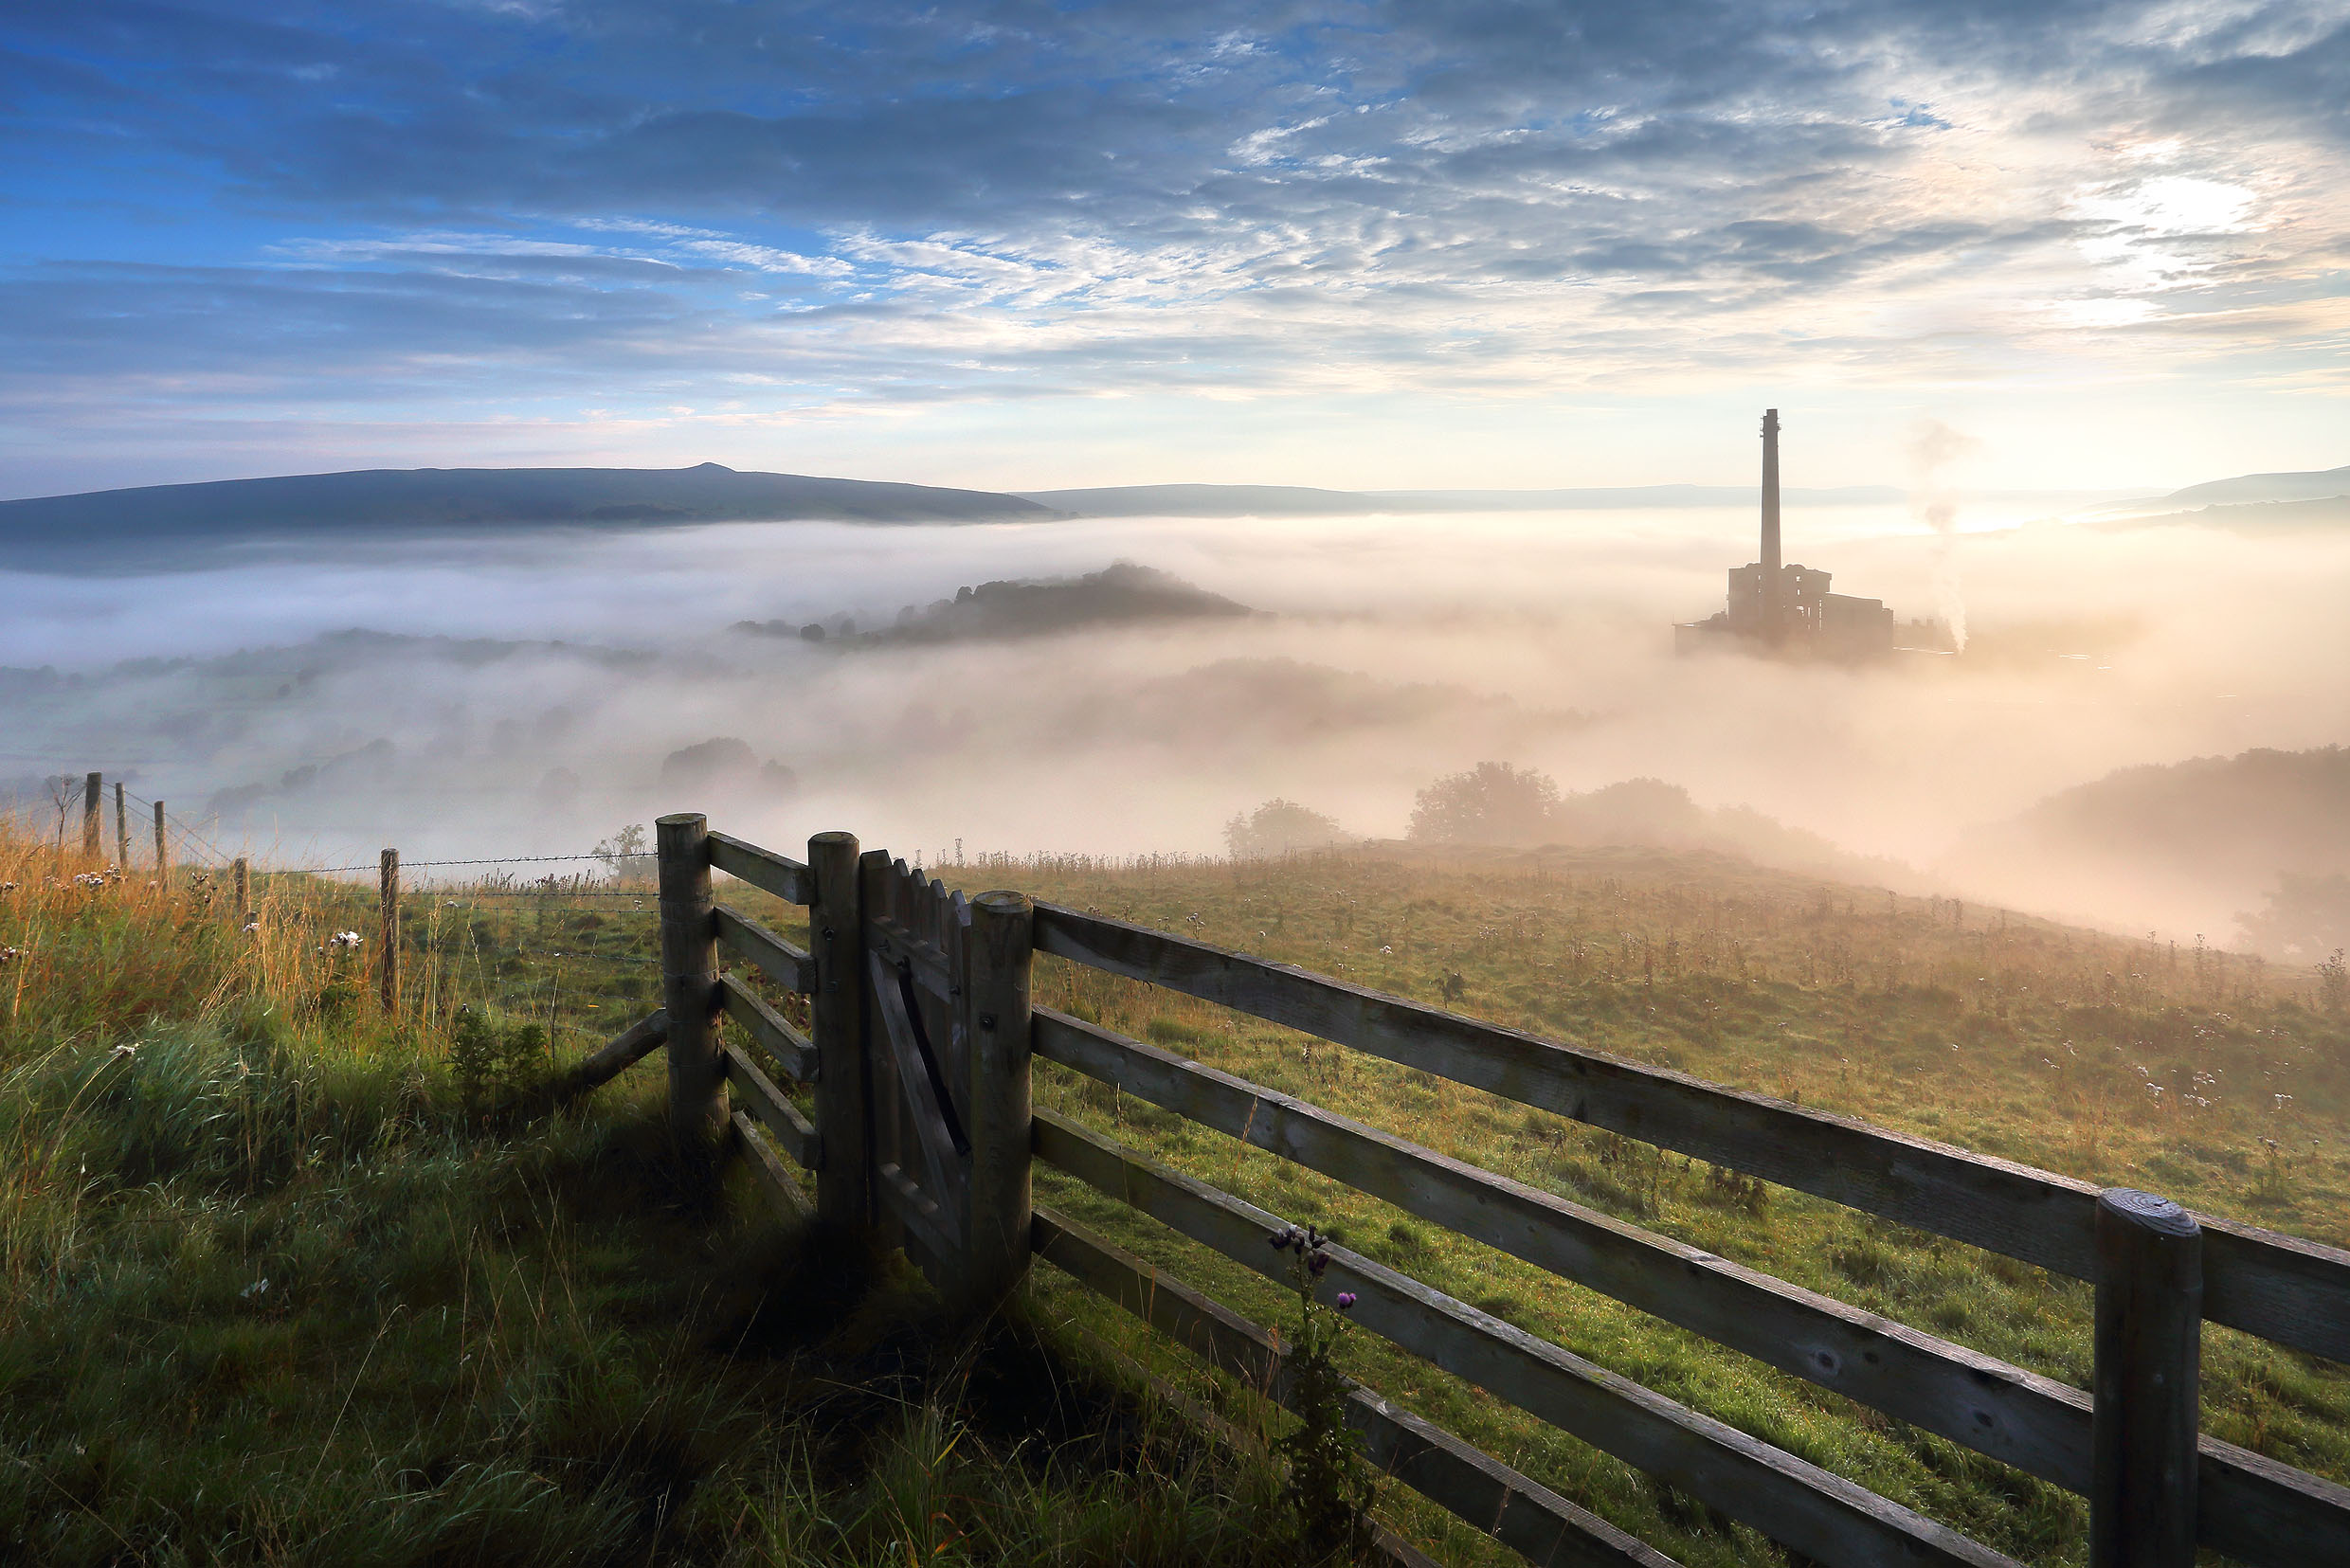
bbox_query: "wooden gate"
[860,855,973,1278]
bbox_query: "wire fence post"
[232,857,249,928]
[153,801,169,882]
[113,783,127,869]
[378,849,400,1012]
[657,814,723,1149]
[81,772,101,860]
[2090,1187,2201,1568]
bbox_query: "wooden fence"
[572,815,2350,1568]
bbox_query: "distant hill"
[0,462,1053,563]
[733,562,1256,644]
[2154,496,2350,532]
[1015,484,1379,517]
[2160,464,2350,508]
[1949,745,2350,951]
[1018,482,1907,516]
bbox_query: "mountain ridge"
[0,462,1054,541]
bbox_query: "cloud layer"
[3,2,2346,489]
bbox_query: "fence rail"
[1030,902,2350,1365]
[1031,1206,1683,1568]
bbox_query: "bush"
[1225,800,1353,858]
[1406,762,1560,846]
[449,1006,550,1110]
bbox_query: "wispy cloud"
[2,1,2345,491]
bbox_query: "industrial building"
[1674,409,1903,659]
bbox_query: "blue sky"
[4,0,2346,496]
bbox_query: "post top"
[973,890,1032,913]
[655,812,706,828]
[809,829,859,846]
[2099,1186,2199,1236]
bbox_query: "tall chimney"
[1761,408,1782,638]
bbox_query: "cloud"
[2,1,2347,488]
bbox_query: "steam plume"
[1907,420,1983,651]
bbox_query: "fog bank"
[7,497,2347,946]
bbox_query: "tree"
[1406,762,1560,846]
[1224,799,1352,858]
[2237,872,2350,962]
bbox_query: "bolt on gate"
[575,815,2350,1568]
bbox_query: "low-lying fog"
[8,498,2348,950]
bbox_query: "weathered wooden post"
[377,849,399,1009]
[807,831,871,1228]
[82,772,101,860]
[2091,1187,2201,1568]
[232,857,250,928]
[114,783,128,869]
[153,801,169,881]
[657,814,724,1145]
[963,889,1034,1308]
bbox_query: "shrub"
[1406,763,1560,846]
[1225,800,1353,858]
[449,1006,550,1110]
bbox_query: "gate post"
[2090,1187,2201,1568]
[963,890,1034,1308]
[657,813,725,1147]
[808,831,871,1228]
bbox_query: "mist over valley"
[9,461,2347,953]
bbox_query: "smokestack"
[1761,408,1782,638]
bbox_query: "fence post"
[807,830,870,1228]
[114,783,127,869]
[153,801,169,882]
[233,857,250,928]
[82,772,101,860]
[657,814,724,1146]
[963,890,1034,1308]
[377,850,398,1009]
[2091,1187,2201,1568]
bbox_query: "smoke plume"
[1907,420,1985,651]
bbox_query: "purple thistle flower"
[1336,1292,1357,1310]
[1269,1230,1292,1250]
[1308,1251,1329,1276]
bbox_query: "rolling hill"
[0,462,1052,563]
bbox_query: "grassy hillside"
[954,843,2349,1566]
[7,823,2345,1566]
[0,828,1303,1567]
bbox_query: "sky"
[4,1,2347,496]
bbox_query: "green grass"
[949,842,2350,1567]
[0,829,1308,1567]
[8,825,2346,1566]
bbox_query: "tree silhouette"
[1407,762,1560,845]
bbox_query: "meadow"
[0,828,1306,1567]
[3,820,2344,1565]
[971,842,2350,1566]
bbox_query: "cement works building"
[1674,409,1927,660]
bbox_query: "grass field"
[961,842,2350,1567]
[5,823,2345,1565]
[0,832,1307,1567]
